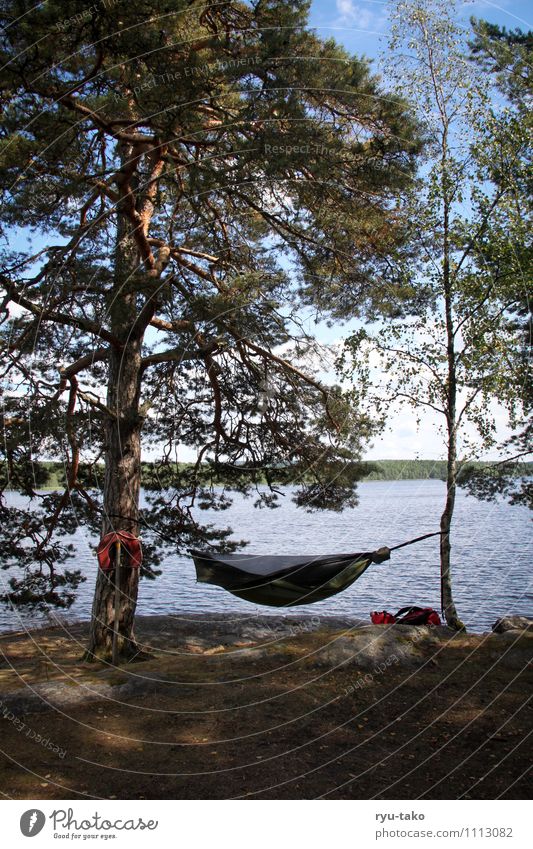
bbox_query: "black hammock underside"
[190,547,391,607]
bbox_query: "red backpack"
[370,610,397,624]
[371,606,441,626]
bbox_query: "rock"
[0,680,117,715]
[202,644,226,655]
[132,613,367,648]
[185,644,204,654]
[492,615,533,634]
[308,625,438,670]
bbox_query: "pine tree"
[0,0,420,658]
[459,19,532,509]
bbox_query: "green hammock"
[190,532,440,607]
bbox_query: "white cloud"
[366,398,517,461]
[335,0,376,30]
[319,332,520,461]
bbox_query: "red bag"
[370,607,441,626]
[370,610,397,624]
[395,606,441,626]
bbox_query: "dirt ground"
[0,615,531,800]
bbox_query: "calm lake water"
[1,480,531,633]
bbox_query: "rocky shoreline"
[1,612,531,715]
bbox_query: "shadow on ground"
[0,615,531,799]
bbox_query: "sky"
[5,1,531,462]
[309,0,532,55]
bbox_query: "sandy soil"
[0,614,531,800]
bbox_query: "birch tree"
[341,0,530,630]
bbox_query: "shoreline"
[3,608,527,639]
[0,610,492,639]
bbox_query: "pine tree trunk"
[86,149,145,661]
[84,334,143,660]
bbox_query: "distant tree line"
[5,459,531,490]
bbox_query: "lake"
[1,480,531,633]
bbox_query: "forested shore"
[6,459,530,491]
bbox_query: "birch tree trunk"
[440,160,465,632]
[440,432,465,630]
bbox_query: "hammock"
[189,532,440,607]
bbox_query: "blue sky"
[308,0,532,58]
